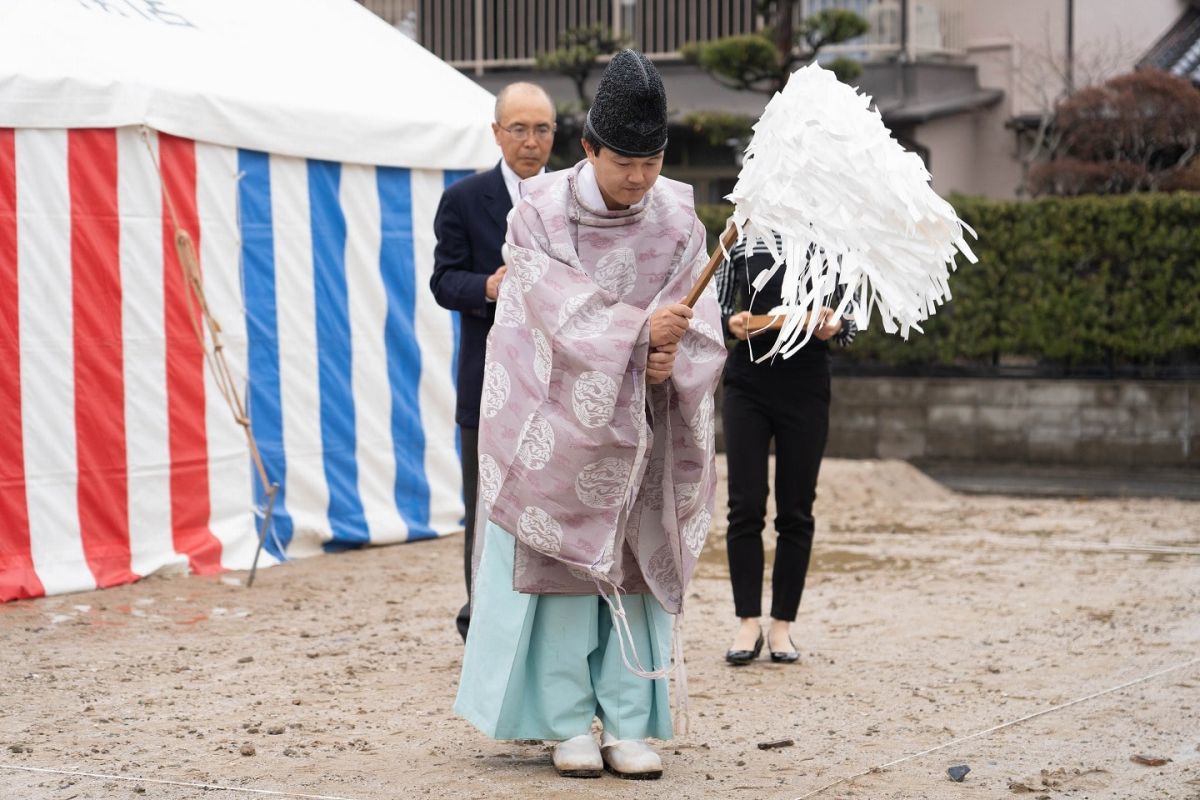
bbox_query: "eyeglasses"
[498,123,556,141]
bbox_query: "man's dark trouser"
[456,425,479,642]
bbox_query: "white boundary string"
[832,530,1200,558]
[1028,540,1200,557]
[0,764,363,800]
[793,655,1200,800]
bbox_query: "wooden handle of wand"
[681,220,741,308]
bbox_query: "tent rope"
[139,128,282,580]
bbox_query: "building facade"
[362,0,1197,199]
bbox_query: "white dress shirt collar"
[500,159,543,207]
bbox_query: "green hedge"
[696,195,1200,371]
[696,203,734,252]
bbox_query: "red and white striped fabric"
[0,127,260,601]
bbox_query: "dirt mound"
[815,458,956,508]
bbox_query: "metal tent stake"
[247,483,280,588]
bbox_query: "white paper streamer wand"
[681,63,978,355]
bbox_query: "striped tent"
[0,0,499,601]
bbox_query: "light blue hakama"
[454,521,674,742]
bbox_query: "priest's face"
[492,86,556,181]
[583,141,664,210]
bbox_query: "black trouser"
[722,361,830,621]
[456,425,479,642]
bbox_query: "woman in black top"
[715,234,854,665]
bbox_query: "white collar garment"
[578,160,647,211]
[500,158,543,207]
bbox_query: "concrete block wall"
[827,377,1199,468]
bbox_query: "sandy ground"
[1,458,1198,800]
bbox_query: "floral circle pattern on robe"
[495,283,526,328]
[531,328,552,385]
[510,247,548,292]
[571,371,618,429]
[478,453,502,505]
[593,248,637,298]
[518,506,563,555]
[674,481,701,516]
[679,318,726,364]
[516,410,555,470]
[481,362,510,419]
[682,509,712,557]
[575,457,633,509]
[688,392,715,450]
[558,293,613,340]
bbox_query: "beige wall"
[923,0,1188,198]
[920,102,1025,198]
[918,112,975,196]
[1073,0,1184,80]
[961,0,1186,116]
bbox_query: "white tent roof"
[0,0,500,170]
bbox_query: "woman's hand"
[728,311,751,341]
[812,307,843,341]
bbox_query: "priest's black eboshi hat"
[584,49,668,157]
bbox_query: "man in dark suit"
[430,82,556,641]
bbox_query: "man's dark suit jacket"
[429,162,511,429]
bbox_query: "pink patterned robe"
[475,161,726,615]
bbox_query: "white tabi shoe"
[599,731,663,780]
[552,734,602,778]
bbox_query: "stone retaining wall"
[827,378,1198,468]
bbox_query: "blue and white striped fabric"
[236,149,472,561]
[0,128,475,602]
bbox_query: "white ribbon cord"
[672,611,690,735]
[594,579,675,680]
[592,577,690,736]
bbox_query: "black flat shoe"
[769,636,800,663]
[725,632,763,666]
